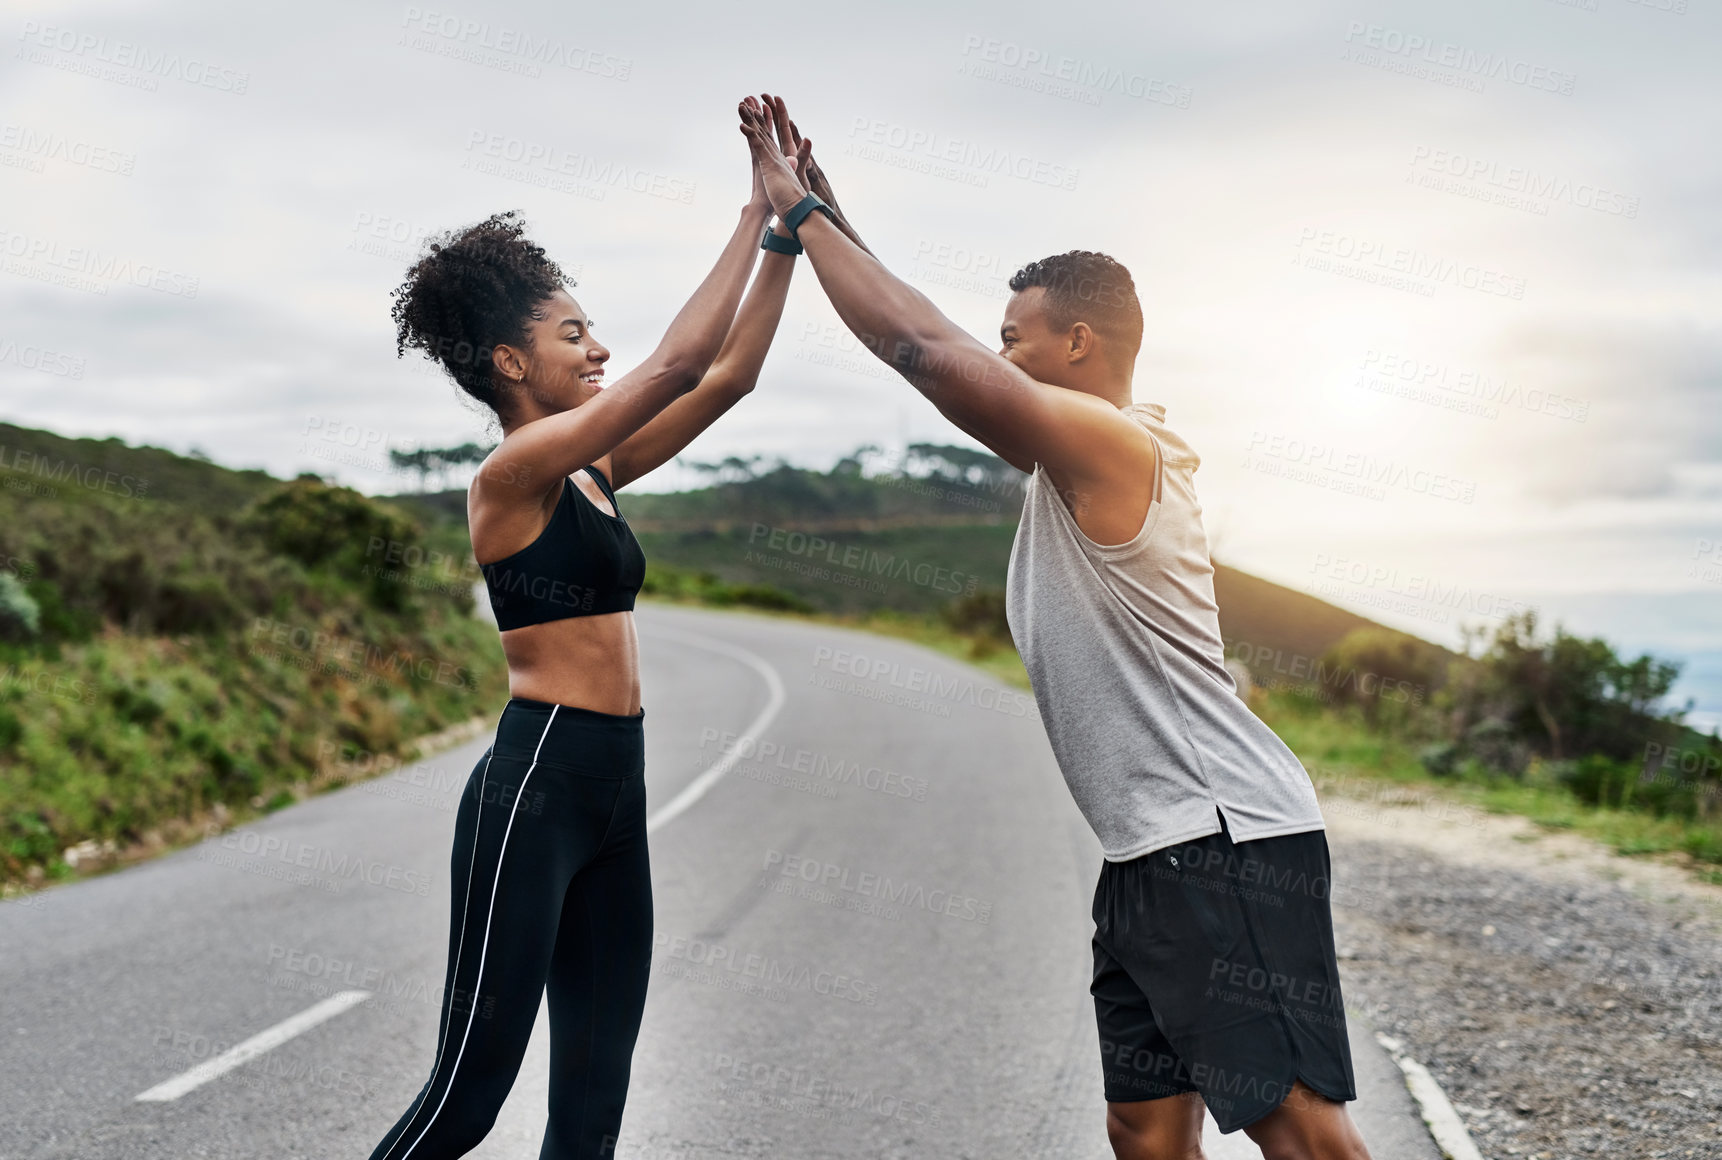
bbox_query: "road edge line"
[1374,1032,1486,1160]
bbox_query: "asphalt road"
[0,603,1441,1158]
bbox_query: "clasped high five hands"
[739,93,870,255]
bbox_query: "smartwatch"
[782,192,837,239]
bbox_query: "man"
[737,95,1374,1160]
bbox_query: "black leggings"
[368,698,651,1160]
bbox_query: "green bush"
[239,478,422,611]
[941,588,1011,643]
[1316,627,1447,729]
[640,564,812,613]
[1418,741,1460,778]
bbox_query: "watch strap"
[782,192,835,239]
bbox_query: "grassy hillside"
[0,428,506,890]
[0,420,279,514]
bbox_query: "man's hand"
[762,93,874,257]
[738,96,809,219]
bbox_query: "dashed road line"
[135,990,371,1102]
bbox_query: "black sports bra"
[478,465,647,631]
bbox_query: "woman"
[367,106,810,1160]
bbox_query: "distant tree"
[681,454,782,485]
[388,448,431,492]
[389,442,495,492]
[1450,609,1685,766]
[903,443,1025,496]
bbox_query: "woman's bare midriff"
[497,609,642,716]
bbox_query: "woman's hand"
[738,95,810,219]
[745,108,773,213]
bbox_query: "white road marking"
[132,626,779,1108]
[1375,1033,1486,1160]
[642,625,787,835]
[134,990,371,1102]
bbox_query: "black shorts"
[1091,808,1356,1134]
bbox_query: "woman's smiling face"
[500,288,611,413]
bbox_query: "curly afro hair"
[1007,250,1143,370]
[390,210,575,420]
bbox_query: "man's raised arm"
[739,96,1144,480]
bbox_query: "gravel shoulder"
[1319,783,1722,1159]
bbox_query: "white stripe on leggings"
[391,704,559,1160]
[374,744,495,1160]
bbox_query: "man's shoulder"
[1122,405,1201,471]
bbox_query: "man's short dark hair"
[1008,250,1143,369]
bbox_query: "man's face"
[998,287,1069,386]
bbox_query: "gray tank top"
[1004,402,1325,860]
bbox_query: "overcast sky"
[3,0,1718,726]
